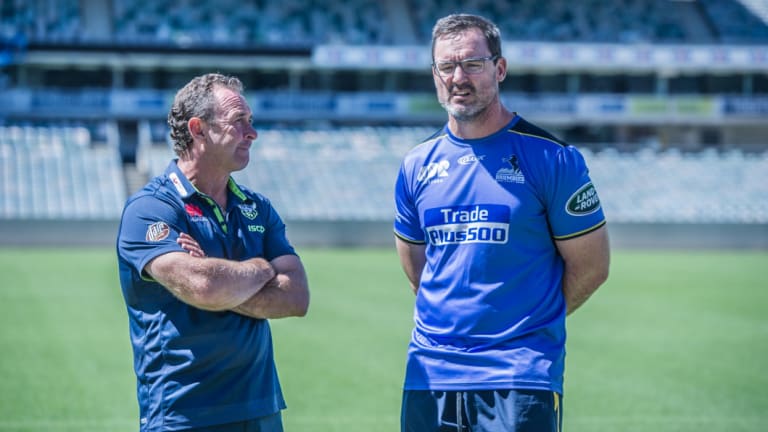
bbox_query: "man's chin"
[446,106,480,121]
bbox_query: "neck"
[177,158,230,207]
[448,104,515,140]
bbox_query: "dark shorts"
[401,389,562,432]
[183,412,283,432]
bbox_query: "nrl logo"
[145,221,170,242]
[239,204,258,220]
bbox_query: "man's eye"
[463,61,483,71]
[437,64,455,74]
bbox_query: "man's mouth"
[451,87,473,98]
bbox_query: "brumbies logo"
[239,204,258,220]
[495,155,525,184]
[566,182,601,216]
[146,222,170,242]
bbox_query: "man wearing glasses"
[394,14,610,432]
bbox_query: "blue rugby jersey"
[394,116,606,394]
[117,160,296,431]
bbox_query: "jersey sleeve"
[117,194,188,280]
[546,146,606,240]
[394,162,426,243]
[260,200,297,260]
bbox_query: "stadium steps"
[738,0,768,24]
[382,0,417,43]
[675,0,719,42]
[123,162,148,197]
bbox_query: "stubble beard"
[441,100,486,122]
[439,84,493,122]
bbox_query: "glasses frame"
[432,55,499,77]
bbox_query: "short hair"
[168,73,244,155]
[431,14,502,61]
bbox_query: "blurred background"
[0,0,767,248]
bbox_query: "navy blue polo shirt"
[116,160,296,431]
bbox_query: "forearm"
[556,226,610,316]
[233,269,309,319]
[396,238,426,295]
[148,253,275,311]
[562,268,605,316]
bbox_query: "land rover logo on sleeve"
[566,182,601,216]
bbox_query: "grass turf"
[0,247,765,431]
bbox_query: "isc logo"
[417,160,450,184]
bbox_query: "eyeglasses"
[432,55,499,76]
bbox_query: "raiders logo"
[239,204,258,220]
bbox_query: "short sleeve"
[117,194,187,279]
[546,146,606,240]
[394,162,426,243]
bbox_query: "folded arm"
[167,232,308,318]
[232,254,309,319]
[145,249,275,311]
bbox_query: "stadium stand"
[135,126,768,224]
[699,0,768,42]
[0,1,766,248]
[0,123,125,220]
[409,0,692,43]
[3,0,768,45]
[110,0,393,46]
[584,146,768,223]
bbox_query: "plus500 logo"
[424,204,510,246]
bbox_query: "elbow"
[586,264,610,296]
[596,264,610,288]
[294,290,310,317]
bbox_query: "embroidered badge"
[495,155,525,184]
[566,182,601,216]
[239,204,258,220]
[145,222,170,242]
[185,203,203,217]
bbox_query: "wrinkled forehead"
[214,86,251,117]
[433,28,490,61]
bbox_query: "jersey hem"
[404,381,562,393]
[394,230,426,244]
[553,220,606,240]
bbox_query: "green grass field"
[0,247,766,431]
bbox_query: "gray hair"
[431,14,502,61]
[167,73,244,155]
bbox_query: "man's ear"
[497,57,507,82]
[188,117,204,138]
